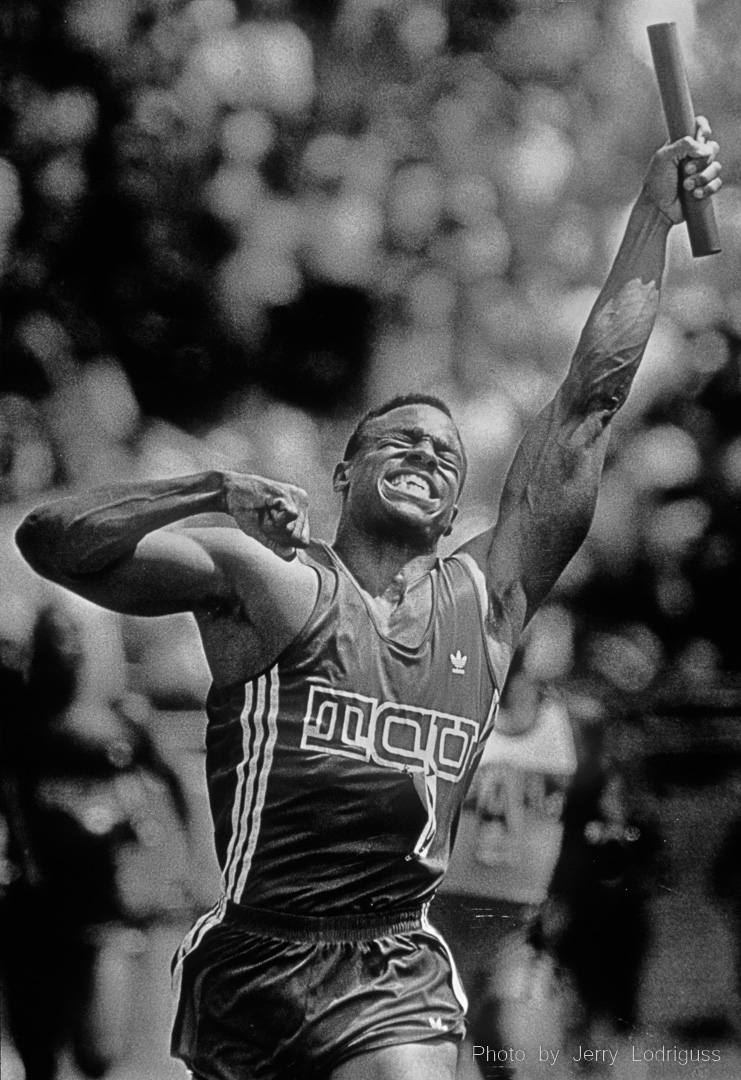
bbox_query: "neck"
[333,521,438,599]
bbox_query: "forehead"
[362,404,464,452]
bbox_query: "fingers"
[265,538,300,560]
[683,157,722,199]
[671,133,719,165]
[283,514,310,547]
[694,115,712,143]
[223,475,311,552]
[267,498,297,526]
[265,492,310,549]
[667,116,722,201]
[683,120,722,200]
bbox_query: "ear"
[333,461,350,494]
[443,504,459,537]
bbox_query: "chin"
[379,506,446,546]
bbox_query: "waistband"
[224,900,426,943]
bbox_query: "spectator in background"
[537,723,658,1049]
[0,602,191,1080]
[439,706,659,1078]
[432,659,577,1078]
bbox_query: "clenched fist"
[222,473,310,558]
[643,115,722,225]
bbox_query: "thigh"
[310,929,466,1076]
[328,1039,458,1080]
[173,918,317,1080]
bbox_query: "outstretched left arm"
[459,119,722,682]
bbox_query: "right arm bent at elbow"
[15,471,227,581]
[13,471,313,619]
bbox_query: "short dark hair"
[342,394,464,467]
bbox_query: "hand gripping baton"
[647,21,721,257]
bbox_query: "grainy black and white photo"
[1,2,740,1079]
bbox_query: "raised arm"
[14,470,318,668]
[459,120,722,661]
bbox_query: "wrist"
[220,472,265,518]
[216,470,232,515]
[635,187,675,230]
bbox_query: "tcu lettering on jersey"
[301,685,481,782]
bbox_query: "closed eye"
[374,429,463,477]
[438,450,460,466]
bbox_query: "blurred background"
[1,0,741,1077]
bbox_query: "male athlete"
[15,124,721,1080]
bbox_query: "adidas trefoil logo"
[450,650,467,675]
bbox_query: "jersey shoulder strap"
[445,550,508,694]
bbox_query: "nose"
[405,440,437,469]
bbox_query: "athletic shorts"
[171,900,467,1080]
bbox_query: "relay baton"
[647,21,721,257]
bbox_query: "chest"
[279,584,494,781]
[362,577,433,649]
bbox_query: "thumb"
[269,499,298,525]
[666,134,709,165]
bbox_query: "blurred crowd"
[2,0,741,733]
[2,3,741,1077]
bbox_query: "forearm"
[563,190,672,421]
[15,471,226,577]
[478,125,721,634]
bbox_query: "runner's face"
[341,405,465,541]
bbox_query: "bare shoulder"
[188,527,321,686]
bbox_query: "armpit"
[196,592,249,623]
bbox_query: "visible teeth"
[389,474,431,496]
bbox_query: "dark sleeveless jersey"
[204,541,500,915]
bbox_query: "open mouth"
[382,471,438,505]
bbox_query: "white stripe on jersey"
[224,675,268,898]
[221,682,256,895]
[171,670,280,1003]
[481,688,500,742]
[421,902,469,1013]
[171,896,226,1008]
[413,770,438,859]
[234,668,280,902]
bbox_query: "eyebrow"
[379,425,463,459]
